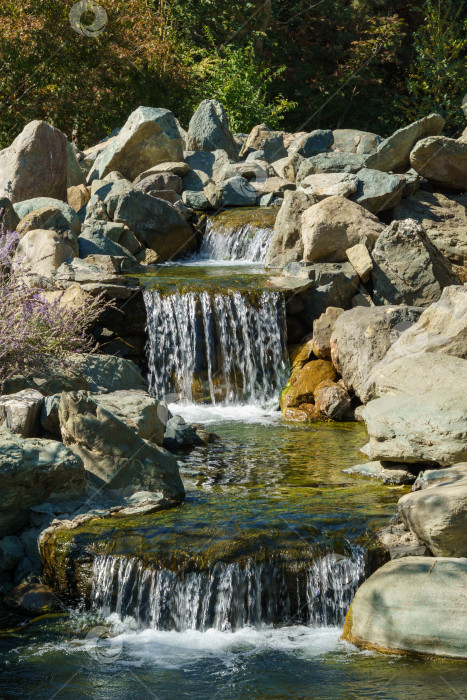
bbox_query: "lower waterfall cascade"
[91,550,366,632]
[144,288,288,404]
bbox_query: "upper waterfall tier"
[144,288,288,405]
[194,207,277,263]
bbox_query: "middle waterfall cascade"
[91,551,366,632]
[144,289,288,404]
[197,218,274,262]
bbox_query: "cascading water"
[144,289,288,404]
[197,218,273,262]
[91,550,365,632]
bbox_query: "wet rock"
[344,460,416,485]
[398,468,467,556]
[301,196,384,263]
[313,379,351,420]
[187,100,237,160]
[410,135,467,190]
[0,389,43,438]
[280,359,336,411]
[283,405,322,421]
[343,557,467,658]
[4,581,60,616]
[89,107,184,182]
[352,168,404,213]
[0,428,86,536]
[0,535,24,571]
[371,219,460,306]
[361,391,467,466]
[312,307,344,359]
[163,415,198,450]
[330,305,423,400]
[265,189,316,268]
[364,113,445,173]
[58,392,185,498]
[332,129,383,155]
[0,121,68,203]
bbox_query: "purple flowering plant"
[0,222,111,387]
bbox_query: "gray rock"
[330,305,423,400]
[0,197,19,231]
[20,528,41,570]
[0,428,85,536]
[344,460,416,484]
[186,100,237,160]
[134,172,182,195]
[41,394,61,436]
[66,141,86,188]
[14,197,81,237]
[184,150,233,183]
[58,392,185,498]
[301,195,384,263]
[343,557,467,659]
[362,391,467,466]
[93,390,166,446]
[216,177,257,207]
[365,113,445,173]
[0,121,68,203]
[54,258,135,299]
[69,354,147,393]
[412,463,467,491]
[88,107,184,182]
[163,415,198,450]
[0,535,24,571]
[410,135,467,190]
[133,162,190,181]
[299,172,358,200]
[393,191,467,266]
[311,307,344,359]
[78,227,137,260]
[296,153,365,182]
[182,190,211,210]
[371,219,460,306]
[113,190,194,261]
[352,168,405,213]
[289,130,334,158]
[332,129,383,155]
[0,389,43,438]
[364,353,467,404]
[398,470,467,556]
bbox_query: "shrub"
[0,226,109,386]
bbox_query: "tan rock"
[280,359,336,411]
[289,338,314,370]
[67,184,91,212]
[300,172,358,200]
[345,243,373,282]
[13,229,74,280]
[283,405,322,421]
[313,379,352,420]
[312,307,345,359]
[301,196,384,263]
[134,162,190,181]
[410,136,467,190]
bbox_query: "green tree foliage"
[395,0,467,134]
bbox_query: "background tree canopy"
[0,0,465,149]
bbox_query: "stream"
[2,210,466,699]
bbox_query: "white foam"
[168,402,282,425]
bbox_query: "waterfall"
[91,550,365,632]
[197,218,273,263]
[144,289,288,405]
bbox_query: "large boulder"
[364,113,445,173]
[371,219,459,306]
[78,227,137,261]
[393,191,467,268]
[312,307,344,359]
[0,389,43,438]
[0,428,85,536]
[298,263,360,324]
[351,168,404,213]
[398,470,467,557]
[332,129,383,155]
[13,229,75,281]
[361,391,467,466]
[0,121,68,203]
[58,392,184,498]
[343,557,467,659]
[364,353,467,403]
[299,172,358,200]
[296,153,365,182]
[92,390,166,446]
[410,136,467,190]
[88,107,184,182]
[265,189,316,268]
[134,171,182,195]
[240,123,285,161]
[288,129,334,158]
[301,196,384,263]
[14,197,80,253]
[330,305,423,400]
[313,379,351,420]
[112,190,194,261]
[186,100,237,160]
[69,354,147,393]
